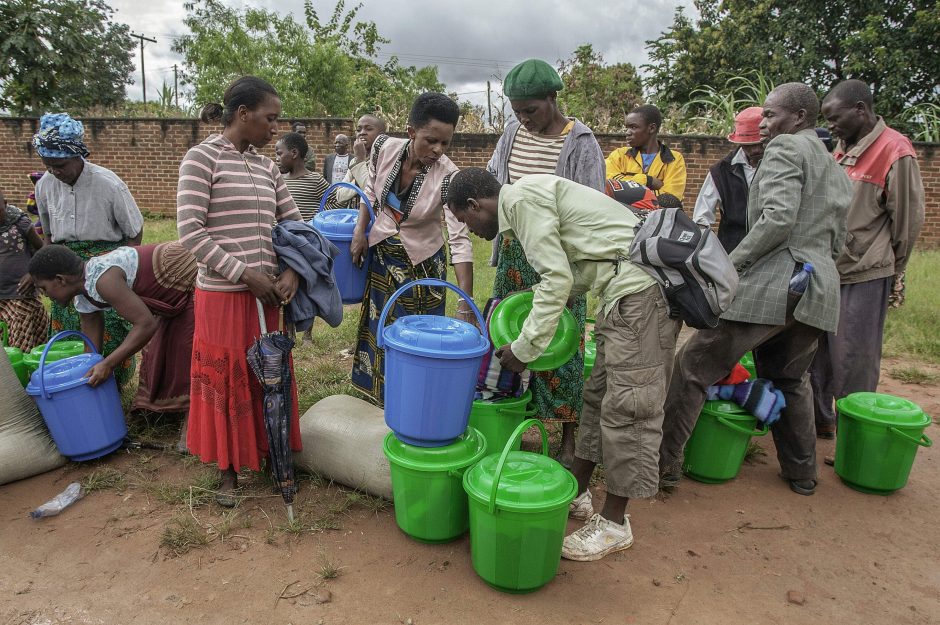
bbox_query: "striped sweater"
[177,134,301,291]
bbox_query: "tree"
[0,0,135,115]
[643,1,940,129]
[557,45,644,133]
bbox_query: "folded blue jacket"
[272,220,343,334]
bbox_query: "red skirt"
[187,289,301,473]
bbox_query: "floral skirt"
[492,237,585,423]
[49,239,135,387]
[351,237,447,407]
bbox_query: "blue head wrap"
[32,113,90,159]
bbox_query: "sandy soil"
[2,356,939,625]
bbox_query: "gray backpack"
[628,207,739,329]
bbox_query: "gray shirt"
[36,160,144,243]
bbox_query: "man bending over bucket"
[446,168,680,562]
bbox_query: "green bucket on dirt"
[834,392,932,495]
[23,340,86,376]
[682,400,768,484]
[463,419,577,594]
[468,390,535,456]
[383,427,487,543]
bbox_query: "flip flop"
[216,490,238,508]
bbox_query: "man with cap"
[810,79,925,440]
[692,106,765,253]
[486,58,605,468]
[32,112,143,387]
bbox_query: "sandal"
[787,478,817,496]
[216,491,238,508]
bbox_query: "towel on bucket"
[706,378,786,426]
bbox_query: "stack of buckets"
[380,279,577,593]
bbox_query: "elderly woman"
[32,113,144,387]
[349,93,474,406]
[178,76,302,505]
[488,59,605,467]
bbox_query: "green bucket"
[468,390,535,456]
[463,419,577,594]
[583,319,596,380]
[682,400,768,484]
[24,340,86,377]
[0,322,29,387]
[383,427,487,543]
[835,392,932,495]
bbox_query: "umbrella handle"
[256,299,268,335]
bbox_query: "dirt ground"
[2,356,939,625]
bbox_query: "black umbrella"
[247,300,296,522]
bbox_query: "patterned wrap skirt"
[0,296,48,352]
[492,237,585,424]
[351,236,447,407]
[49,239,135,387]
[187,289,301,473]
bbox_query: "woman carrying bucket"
[177,76,303,507]
[348,93,475,406]
[485,59,605,468]
[28,243,196,429]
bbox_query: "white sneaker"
[561,514,634,562]
[568,489,594,521]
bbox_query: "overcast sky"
[110,0,694,110]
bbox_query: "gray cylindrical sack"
[296,394,392,500]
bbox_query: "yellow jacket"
[605,142,687,202]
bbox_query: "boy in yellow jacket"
[605,104,687,201]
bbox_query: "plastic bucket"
[26,331,127,461]
[682,400,768,483]
[24,340,86,376]
[1,321,33,387]
[583,319,596,380]
[463,419,578,593]
[312,182,375,304]
[835,392,932,495]
[468,390,535,455]
[383,427,487,543]
[379,278,489,447]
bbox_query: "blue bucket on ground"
[26,331,127,461]
[379,278,489,447]
[312,182,375,304]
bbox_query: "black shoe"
[788,478,816,496]
[816,423,836,440]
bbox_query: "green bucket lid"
[700,399,753,420]
[5,346,23,362]
[836,392,929,427]
[383,428,487,472]
[488,291,579,371]
[464,451,577,513]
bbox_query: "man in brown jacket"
[811,80,925,438]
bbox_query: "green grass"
[883,250,940,364]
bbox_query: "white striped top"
[176,134,301,292]
[506,122,572,183]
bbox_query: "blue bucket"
[26,331,127,461]
[379,279,489,447]
[312,182,375,304]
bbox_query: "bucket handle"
[0,320,8,347]
[320,182,375,233]
[888,426,933,448]
[488,418,548,514]
[717,415,769,438]
[376,278,486,349]
[38,330,98,399]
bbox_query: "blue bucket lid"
[26,353,102,395]
[312,208,360,241]
[383,315,489,359]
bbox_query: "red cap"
[727,106,763,144]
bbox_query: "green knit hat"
[503,59,564,99]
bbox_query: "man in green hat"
[484,58,605,468]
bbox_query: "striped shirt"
[285,172,330,221]
[177,134,301,292]
[506,122,572,183]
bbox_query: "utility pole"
[486,81,492,128]
[130,32,157,106]
[173,64,179,109]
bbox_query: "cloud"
[110,0,693,105]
